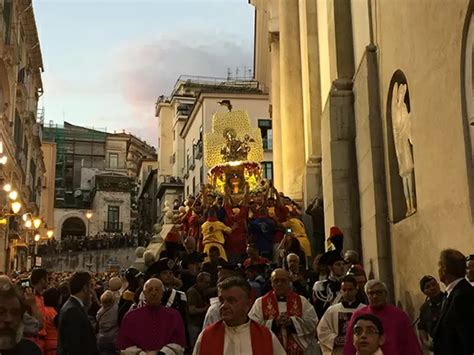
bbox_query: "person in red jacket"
[42,288,61,355]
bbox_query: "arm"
[287,298,318,349]
[316,307,338,351]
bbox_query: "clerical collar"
[342,300,360,309]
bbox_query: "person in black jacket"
[433,249,474,355]
[57,271,99,355]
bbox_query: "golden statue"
[204,110,264,200]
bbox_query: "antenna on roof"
[235,67,239,79]
[227,68,232,81]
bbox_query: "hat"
[124,267,142,283]
[328,226,344,252]
[146,258,176,279]
[319,250,344,267]
[419,275,436,292]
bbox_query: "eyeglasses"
[367,289,386,296]
[353,326,380,336]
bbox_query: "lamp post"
[86,212,93,238]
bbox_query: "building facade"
[42,122,156,241]
[251,0,474,317]
[0,0,45,272]
[155,76,270,222]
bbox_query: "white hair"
[364,279,388,294]
[286,253,300,262]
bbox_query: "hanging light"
[3,183,11,192]
[11,202,21,214]
[24,219,32,228]
[0,155,7,165]
[22,213,30,222]
[8,190,18,200]
[33,218,42,229]
[47,230,54,239]
[34,234,40,242]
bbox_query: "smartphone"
[20,279,30,288]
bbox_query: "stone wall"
[41,247,137,272]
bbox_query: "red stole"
[262,290,304,355]
[200,320,273,355]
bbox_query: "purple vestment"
[117,305,186,351]
[343,304,422,355]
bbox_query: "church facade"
[250,0,474,316]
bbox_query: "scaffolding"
[42,122,107,208]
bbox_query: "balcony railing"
[104,221,123,232]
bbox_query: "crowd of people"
[37,231,153,255]
[1,182,474,355]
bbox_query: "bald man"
[249,269,319,354]
[116,278,186,354]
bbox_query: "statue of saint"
[391,83,416,216]
[220,128,254,162]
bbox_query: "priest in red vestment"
[193,277,285,355]
[249,268,319,355]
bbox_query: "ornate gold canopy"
[204,110,263,168]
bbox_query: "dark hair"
[440,249,466,278]
[30,268,48,286]
[353,314,384,336]
[43,288,61,308]
[419,275,436,292]
[217,276,250,298]
[69,271,92,295]
[209,246,220,253]
[341,275,357,288]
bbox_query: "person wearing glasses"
[343,280,422,355]
[352,314,385,355]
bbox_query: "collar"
[341,300,361,309]
[71,295,84,308]
[466,276,474,287]
[329,273,343,282]
[224,319,251,334]
[356,349,383,355]
[445,278,463,297]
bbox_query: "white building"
[180,92,271,196]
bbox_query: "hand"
[23,288,36,306]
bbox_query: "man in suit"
[57,271,99,355]
[433,249,474,355]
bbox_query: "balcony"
[104,221,123,232]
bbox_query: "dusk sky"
[34,0,255,147]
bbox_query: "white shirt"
[202,298,221,329]
[445,278,464,297]
[193,320,286,355]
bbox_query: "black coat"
[433,278,474,355]
[57,296,99,355]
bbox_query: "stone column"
[299,0,323,207]
[269,33,283,191]
[322,0,361,251]
[279,0,305,201]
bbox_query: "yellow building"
[251,0,474,317]
[0,0,45,272]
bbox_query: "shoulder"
[313,279,328,292]
[324,303,342,313]
[15,338,42,355]
[162,305,184,320]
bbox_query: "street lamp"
[34,233,40,242]
[24,219,32,229]
[85,211,93,238]
[10,202,21,214]
[33,218,42,229]
[47,230,54,239]
[3,183,11,192]
[8,190,18,201]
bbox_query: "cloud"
[112,30,253,107]
[95,30,252,145]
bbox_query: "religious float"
[204,109,265,202]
